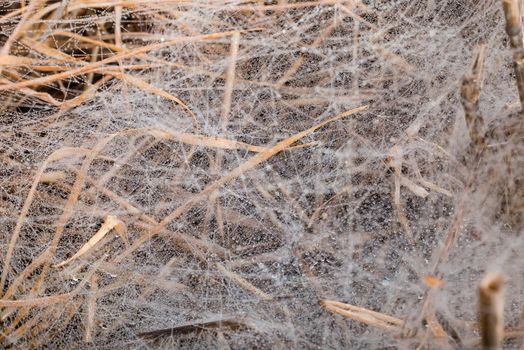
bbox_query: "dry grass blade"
[53,215,127,268]
[215,262,272,300]
[221,31,240,125]
[387,145,414,240]
[425,312,448,339]
[85,273,98,343]
[0,293,70,308]
[400,175,429,198]
[20,37,83,62]
[39,171,67,184]
[137,316,250,340]
[0,55,45,65]
[110,72,198,126]
[60,75,114,110]
[145,128,267,153]
[114,5,123,47]
[0,77,62,106]
[320,299,403,331]
[461,45,487,148]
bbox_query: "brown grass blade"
[321,299,403,331]
[53,215,127,268]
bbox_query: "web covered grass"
[0,1,523,349]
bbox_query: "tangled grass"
[0,0,523,349]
